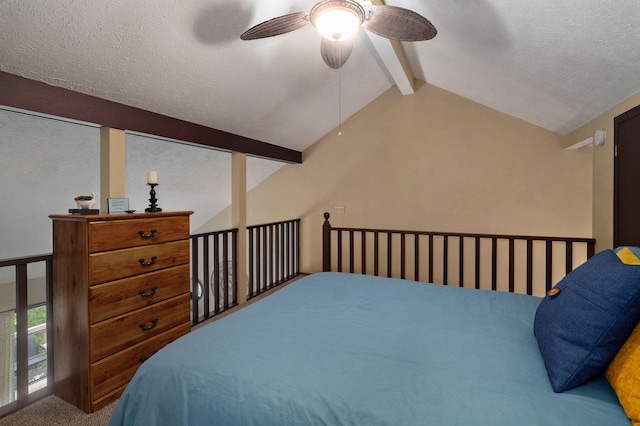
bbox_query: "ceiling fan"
[240,0,437,69]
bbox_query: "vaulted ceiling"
[2,0,640,156]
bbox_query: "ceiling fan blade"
[320,38,354,69]
[241,12,309,40]
[362,5,437,42]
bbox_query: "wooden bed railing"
[322,213,596,297]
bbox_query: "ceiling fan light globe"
[311,0,365,41]
[315,9,360,40]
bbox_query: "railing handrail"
[190,228,238,239]
[192,218,302,238]
[247,218,301,230]
[327,225,595,245]
[0,254,52,268]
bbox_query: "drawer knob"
[138,229,158,238]
[139,318,158,331]
[138,256,158,266]
[139,286,158,297]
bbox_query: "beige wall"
[563,92,640,253]
[203,81,593,273]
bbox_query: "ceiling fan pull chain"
[338,43,343,137]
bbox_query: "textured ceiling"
[2,0,640,153]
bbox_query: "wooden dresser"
[49,211,193,413]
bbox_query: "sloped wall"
[204,81,593,273]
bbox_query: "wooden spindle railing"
[0,254,53,419]
[247,219,300,299]
[322,212,595,296]
[190,228,238,325]
[190,218,300,325]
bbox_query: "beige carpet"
[0,396,116,426]
[0,395,117,426]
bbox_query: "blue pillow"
[534,249,640,392]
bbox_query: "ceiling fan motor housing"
[310,0,366,41]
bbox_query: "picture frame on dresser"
[107,198,129,214]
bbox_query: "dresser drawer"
[90,293,190,362]
[89,216,189,252]
[89,264,190,324]
[90,322,190,400]
[91,383,126,413]
[89,240,190,284]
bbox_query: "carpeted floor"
[0,395,116,426]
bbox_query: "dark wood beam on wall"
[0,71,302,164]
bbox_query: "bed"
[107,248,640,425]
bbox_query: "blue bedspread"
[108,272,629,425]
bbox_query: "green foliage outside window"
[27,305,46,328]
[12,304,46,330]
[13,305,47,346]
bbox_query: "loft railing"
[247,219,301,299]
[189,218,300,325]
[0,254,53,418]
[322,213,596,297]
[190,228,239,325]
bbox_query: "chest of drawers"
[49,211,193,413]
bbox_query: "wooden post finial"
[322,212,332,271]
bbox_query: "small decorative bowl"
[75,199,95,209]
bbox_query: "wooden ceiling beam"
[365,0,416,95]
[0,71,302,164]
